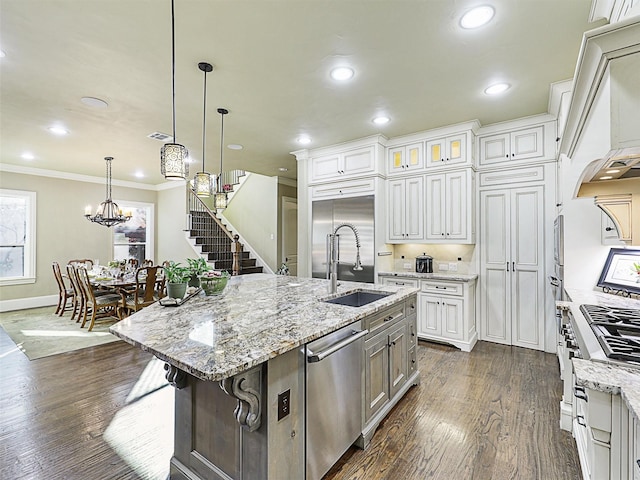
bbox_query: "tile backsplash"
[388,244,476,274]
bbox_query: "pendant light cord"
[106,157,112,201]
[171,0,177,143]
[219,111,224,192]
[202,68,207,172]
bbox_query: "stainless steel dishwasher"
[305,320,368,480]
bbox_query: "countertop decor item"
[597,247,640,296]
[199,270,230,295]
[160,0,189,180]
[164,261,191,299]
[193,61,214,197]
[84,157,132,228]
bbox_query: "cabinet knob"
[511,153,515,157]
[446,158,449,161]
[505,154,509,158]
[441,233,444,236]
[390,341,396,346]
[412,359,416,364]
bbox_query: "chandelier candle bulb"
[85,205,91,215]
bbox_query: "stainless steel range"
[579,304,640,366]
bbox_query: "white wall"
[562,72,614,290]
[157,183,196,265]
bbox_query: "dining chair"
[142,259,154,267]
[52,262,74,316]
[66,264,84,322]
[128,258,139,269]
[76,267,122,331]
[68,258,94,270]
[120,266,166,317]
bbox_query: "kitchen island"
[110,274,419,480]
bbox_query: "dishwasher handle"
[307,329,369,363]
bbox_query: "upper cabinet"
[479,126,545,166]
[387,175,425,242]
[426,133,468,168]
[310,146,377,183]
[425,169,475,243]
[387,143,424,174]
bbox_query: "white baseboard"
[0,294,58,313]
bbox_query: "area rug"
[0,306,121,360]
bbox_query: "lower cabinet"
[360,295,419,448]
[418,279,477,352]
[573,385,640,480]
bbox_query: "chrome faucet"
[327,223,364,294]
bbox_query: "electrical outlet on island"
[448,262,458,272]
[403,263,412,270]
[438,263,449,271]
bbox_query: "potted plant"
[186,258,211,288]
[164,261,191,299]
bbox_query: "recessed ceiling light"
[21,152,35,160]
[373,116,390,125]
[330,67,354,81]
[605,169,620,174]
[484,83,510,95]
[134,171,145,178]
[48,126,69,136]
[460,5,495,29]
[227,144,243,150]
[81,96,108,108]
[599,176,613,180]
[278,167,289,172]
[297,135,312,145]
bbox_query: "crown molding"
[0,163,159,191]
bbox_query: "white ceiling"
[0,0,603,185]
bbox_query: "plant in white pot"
[164,261,191,299]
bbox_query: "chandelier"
[160,0,189,180]
[214,108,229,209]
[85,157,132,228]
[194,61,214,197]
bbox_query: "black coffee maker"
[416,254,433,273]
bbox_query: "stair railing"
[186,187,242,276]
[217,170,245,190]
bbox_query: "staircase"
[186,177,263,275]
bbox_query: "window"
[0,189,36,285]
[112,201,154,265]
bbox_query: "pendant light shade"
[214,108,229,210]
[194,61,213,197]
[160,0,189,180]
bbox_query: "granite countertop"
[565,287,640,309]
[573,358,640,422]
[378,271,478,282]
[110,274,418,382]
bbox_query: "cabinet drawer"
[421,280,463,296]
[380,277,419,288]
[363,302,405,339]
[479,165,545,187]
[310,178,375,198]
[408,346,417,377]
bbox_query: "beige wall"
[0,171,156,303]
[222,173,279,271]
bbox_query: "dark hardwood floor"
[0,325,581,480]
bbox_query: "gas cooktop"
[580,304,640,364]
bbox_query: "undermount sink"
[323,290,391,307]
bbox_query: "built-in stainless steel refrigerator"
[311,195,375,283]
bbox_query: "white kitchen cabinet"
[425,132,467,168]
[387,175,424,242]
[417,278,477,352]
[425,169,474,243]
[479,185,545,350]
[632,413,640,480]
[309,146,375,183]
[388,143,423,174]
[478,125,546,167]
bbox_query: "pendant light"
[214,108,229,210]
[193,62,213,197]
[84,157,132,228]
[160,0,189,180]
